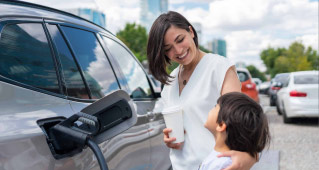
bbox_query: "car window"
[102,36,153,99]
[294,74,319,84]
[283,77,290,87]
[274,74,289,83]
[61,26,119,99]
[237,71,249,82]
[47,24,89,99]
[0,23,60,94]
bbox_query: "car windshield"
[294,74,319,84]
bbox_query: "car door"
[100,36,171,170]
[46,22,152,170]
[0,20,77,169]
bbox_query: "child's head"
[205,92,270,159]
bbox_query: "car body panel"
[269,73,290,106]
[277,71,319,118]
[237,68,259,103]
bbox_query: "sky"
[27,0,318,72]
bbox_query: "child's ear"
[216,122,227,132]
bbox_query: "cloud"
[173,0,318,71]
[27,0,141,34]
[26,0,318,72]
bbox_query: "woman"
[147,11,256,170]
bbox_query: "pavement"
[250,95,280,170]
[255,94,319,170]
[251,150,279,170]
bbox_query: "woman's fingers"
[218,150,254,170]
[163,128,184,150]
[164,136,176,143]
[167,142,184,150]
[163,128,172,136]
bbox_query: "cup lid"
[162,105,182,114]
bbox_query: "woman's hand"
[217,150,256,170]
[163,128,184,150]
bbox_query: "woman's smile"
[177,49,189,61]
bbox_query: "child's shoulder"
[199,151,232,170]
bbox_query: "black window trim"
[0,19,67,99]
[99,35,157,101]
[44,22,97,103]
[57,24,94,99]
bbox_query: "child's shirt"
[198,149,232,170]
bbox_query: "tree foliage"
[246,65,267,81]
[199,45,211,53]
[260,41,318,77]
[116,23,148,62]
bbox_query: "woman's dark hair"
[147,11,199,85]
[217,92,271,159]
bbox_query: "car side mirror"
[37,90,137,160]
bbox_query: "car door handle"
[147,111,161,121]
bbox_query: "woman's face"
[163,25,197,66]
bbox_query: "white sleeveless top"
[161,53,234,170]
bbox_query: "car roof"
[291,70,319,75]
[274,73,290,77]
[236,67,249,73]
[0,0,113,36]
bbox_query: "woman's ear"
[216,122,227,132]
[189,26,194,38]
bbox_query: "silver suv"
[0,0,170,169]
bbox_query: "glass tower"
[66,8,106,28]
[212,39,227,57]
[140,0,168,32]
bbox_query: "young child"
[199,92,271,170]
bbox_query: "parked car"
[259,81,271,95]
[276,71,319,123]
[252,78,262,91]
[0,1,170,169]
[237,68,259,103]
[269,73,290,106]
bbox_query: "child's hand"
[163,128,184,150]
[217,150,256,170]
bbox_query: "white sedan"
[276,71,319,123]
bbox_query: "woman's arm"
[219,66,256,170]
[221,66,241,95]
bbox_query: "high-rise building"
[66,8,106,28]
[140,0,168,32]
[212,39,227,57]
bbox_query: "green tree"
[260,47,286,77]
[246,65,267,81]
[260,41,318,77]
[116,23,148,62]
[305,46,319,70]
[199,45,211,53]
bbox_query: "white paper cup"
[162,106,184,143]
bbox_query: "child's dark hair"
[217,92,270,159]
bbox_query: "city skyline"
[27,0,318,72]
